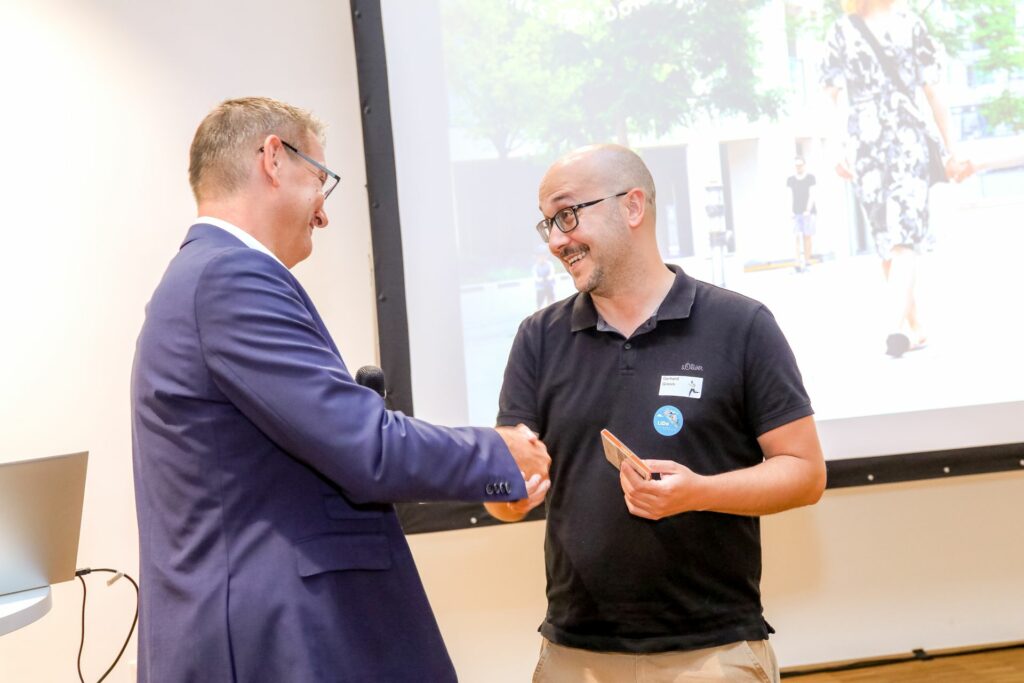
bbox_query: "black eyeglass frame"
[535,191,629,242]
[260,139,341,199]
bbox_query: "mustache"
[558,246,588,260]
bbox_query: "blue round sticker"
[653,405,683,436]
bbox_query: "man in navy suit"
[131,97,550,682]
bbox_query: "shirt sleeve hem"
[496,412,539,431]
[753,404,814,437]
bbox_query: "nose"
[547,224,570,254]
[313,205,329,229]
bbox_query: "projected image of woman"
[822,0,970,358]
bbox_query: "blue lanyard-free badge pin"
[653,405,683,436]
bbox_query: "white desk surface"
[0,586,52,636]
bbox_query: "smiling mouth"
[561,248,588,269]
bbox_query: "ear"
[623,188,647,230]
[260,134,285,188]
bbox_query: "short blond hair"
[188,97,326,202]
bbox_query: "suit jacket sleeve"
[193,249,526,504]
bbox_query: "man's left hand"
[620,459,704,520]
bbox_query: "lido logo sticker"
[653,405,683,436]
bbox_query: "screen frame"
[350,0,1024,534]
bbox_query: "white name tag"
[660,375,703,399]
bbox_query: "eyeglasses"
[535,192,628,243]
[261,140,341,199]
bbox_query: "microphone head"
[355,365,387,399]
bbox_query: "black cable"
[74,567,140,683]
[76,575,87,683]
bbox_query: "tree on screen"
[947,0,1024,133]
[441,1,568,158]
[441,0,781,158]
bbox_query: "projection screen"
[352,0,1024,530]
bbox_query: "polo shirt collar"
[570,263,696,332]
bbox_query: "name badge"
[660,375,702,399]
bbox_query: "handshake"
[491,424,552,522]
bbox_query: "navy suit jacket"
[131,224,525,682]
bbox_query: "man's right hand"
[495,423,550,481]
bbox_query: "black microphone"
[355,365,387,400]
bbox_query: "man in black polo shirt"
[487,144,826,682]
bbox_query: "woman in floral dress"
[822,0,967,357]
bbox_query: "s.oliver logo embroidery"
[681,362,703,371]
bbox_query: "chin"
[285,245,313,268]
[577,268,602,294]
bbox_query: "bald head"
[541,144,656,222]
[537,144,672,304]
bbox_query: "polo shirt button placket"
[621,340,636,373]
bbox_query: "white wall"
[0,1,375,680]
[761,471,1024,664]
[1,2,1022,682]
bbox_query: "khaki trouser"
[532,638,780,683]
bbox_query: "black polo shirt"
[497,264,813,653]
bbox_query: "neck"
[591,253,675,338]
[198,196,283,261]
